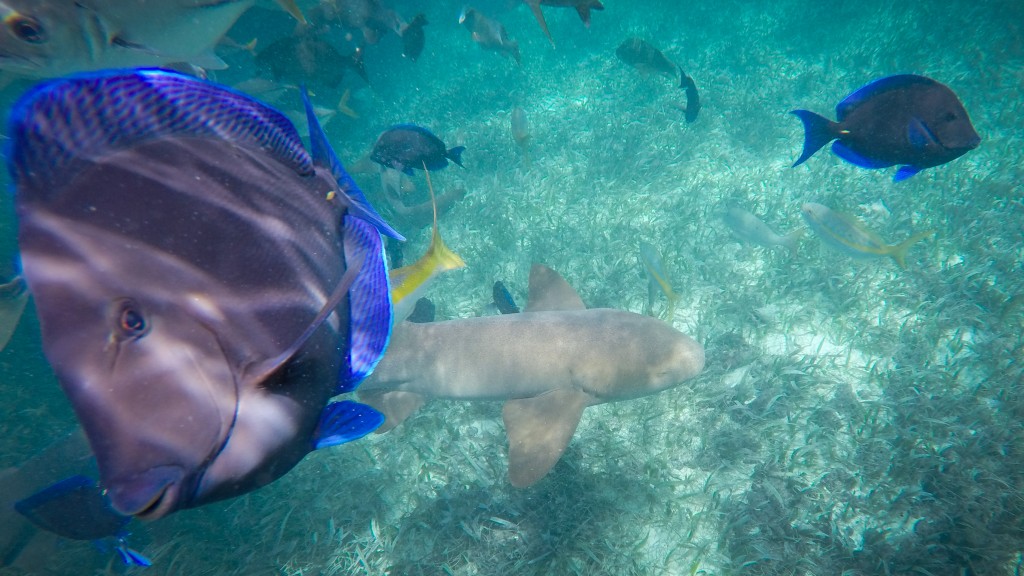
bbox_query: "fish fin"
[831,141,893,169]
[115,544,152,567]
[780,228,805,257]
[8,69,312,196]
[337,90,359,119]
[894,165,923,182]
[348,48,369,83]
[835,74,933,120]
[187,50,229,71]
[273,0,307,24]
[358,390,426,432]
[339,215,393,391]
[525,1,556,47]
[312,401,384,449]
[524,264,586,312]
[790,109,838,167]
[907,117,937,149]
[503,389,594,487]
[447,146,466,168]
[575,2,604,27]
[0,275,28,353]
[888,230,935,269]
[302,88,403,240]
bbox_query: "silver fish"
[8,69,399,519]
[0,0,303,77]
[719,206,802,256]
[360,264,704,488]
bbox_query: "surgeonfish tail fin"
[889,230,935,269]
[790,109,837,167]
[301,88,404,240]
[447,146,466,168]
[339,214,393,392]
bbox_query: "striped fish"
[801,202,933,268]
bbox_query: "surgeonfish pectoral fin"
[358,390,426,432]
[115,543,152,567]
[301,88,404,240]
[312,401,384,449]
[503,389,595,488]
[893,165,923,182]
[0,276,28,353]
[523,264,586,312]
[525,1,556,47]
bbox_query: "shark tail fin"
[503,389,595,487]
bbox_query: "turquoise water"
[1,0,1022,574]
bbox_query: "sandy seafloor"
[1,0,1023,574]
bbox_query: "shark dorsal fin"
[503,389,595,487]
[524,264,585,312]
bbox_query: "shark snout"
[106,465,184,520]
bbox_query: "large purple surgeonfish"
[791,74,980,181]
[7,69,402,520]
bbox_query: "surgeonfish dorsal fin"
[8,69,312,200]
[338,214,393,392]
[301,88,404,240]
[524,264,585,312]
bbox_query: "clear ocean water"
[1,0,1022,574]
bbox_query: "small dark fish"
[9,69,399,519]
[400,14,427,61]
[493,280,520,314]
[320,0,403,45]
[615,37,676,79]
[460,7,520,65]
[15,475,150,567]
[791,74,980,181]
[407,297,436,323]
[256,33,367,87]
[523,0,604,47]
[371,124,466,175]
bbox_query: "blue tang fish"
[15,475,150,567]
[7,69,401,519]
[371,124,465,175]
[791,74,980,181]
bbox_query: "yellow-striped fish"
[639,241,678,322]
[801,202,933,268]
[390,168,465,321]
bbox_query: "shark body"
[361,264,704,487]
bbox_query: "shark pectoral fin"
[358,390,426,433]
[312,401,384,449]
[502,389,595,488]
[524,264,586,312]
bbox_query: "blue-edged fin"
[907,117,937,149]
[832,141,893,169]
[835,74,932,120]
[8,69,312,200]
[340,214,393,392]
[302,88,404,240]
[312,400,384,449]
[894,165,923,182]
[115,542,152,567]
[447,146,466,167]
[790,109,837,167]
[0,275,28,352]
[15,475,129,541]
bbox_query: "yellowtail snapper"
[801,202,934,268]
[639,241,679,322]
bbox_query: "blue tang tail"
[790,109,837,167]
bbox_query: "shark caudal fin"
[503,388,595,487]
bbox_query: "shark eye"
[113,299,149,339]
[7,15,47,44]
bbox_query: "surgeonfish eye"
[6,14,47,44]
[113,299,149,339]
[943,111,958,122]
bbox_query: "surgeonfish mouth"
[8,69,395,519]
